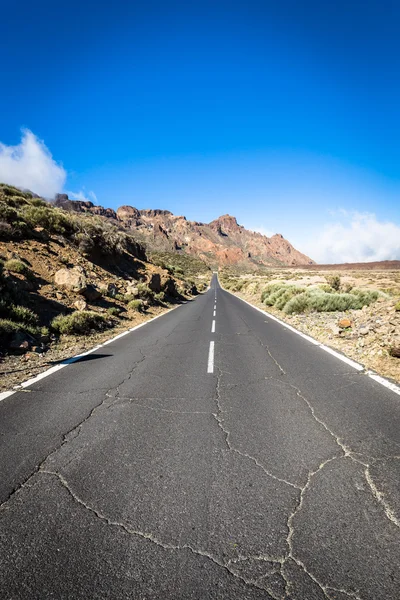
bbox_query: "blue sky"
[1,0,400,262]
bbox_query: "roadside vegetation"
[220,268,400,383]
[221,273,382,314]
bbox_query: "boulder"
[389,347,400,358]
[338,318,352,329]
[74,298,88,311]
[148,273,161,293]
[82,284,102,301]
[54,267,87,294]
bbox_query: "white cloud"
[304,212,400,264]
[67,189,98,203]
[0,129,66,198]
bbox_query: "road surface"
[0,274,399,599]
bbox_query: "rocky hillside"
[54,194,314,268]
[0,183,210,375]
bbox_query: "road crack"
[39,470,274,598]
[213,368,300,490]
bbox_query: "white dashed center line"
[211,320,216,333]
[207,341,215,373]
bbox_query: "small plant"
[107,306,122,316]
[51,311,109,335]
[128,299,145,312]
[154,292,166,304]
[137,283,155,301]
[395,301,400,312]
[4,258,30,275]
[325,274,341,291]
[342,282,353,294]
[9,305,39,326]
[114,293,127,303]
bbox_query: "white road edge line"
[211,320,216,333]
[221,282,400,397]
[0,306,181,403]
[207,341,215,373]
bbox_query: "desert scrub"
[136,283,154,301]
[154,291,166,303]
[106,306,122,316]
[0,301,39,326]
[4,258,31,276]
[395,301,400,311]
[51,311,109,335]
[325,274,341,291]
[284,289,379,315]
[260,283,285,303]
[21,204,73,235]
[274,286,306,310]
[128,299,145,312]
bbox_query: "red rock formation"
[55,195,314,267]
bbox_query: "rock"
[389,347,400,358]
[9,331,37,353]
[54,267,87,294]
[338,318,352,329]
[107,283,118,298]
[74,298,88,311]
[330,325,341,336]
[82,284,102,302]
[359,326,370,336]
[56,292,64,300]
[126,283,139,297]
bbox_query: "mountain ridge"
[54,194,314,268]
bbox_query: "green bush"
[4,258,30,275]
[283,292,311,314]
[0,318,22,339]
[0,318,41,342]
[395,301,400,312]
[351,289,379,305]
[21,205,72,235]
[8,304,38,325]
[128,299,145,312]
[261,283,284,303]
[274,286,306,310]
[114,293,127,303]
[107,306,122,316]
[284,289,378,315]
[51,311,109,335]
[318,284,333,293]
[0,201,18,223]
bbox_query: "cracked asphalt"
[1,274,400,599]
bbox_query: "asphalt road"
[1,274,400,599]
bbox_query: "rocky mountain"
[54,195,314,268]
